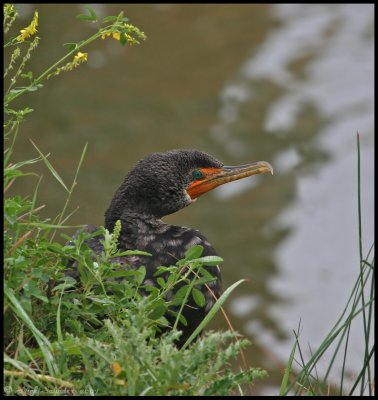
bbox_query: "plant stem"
[4,30,107,106]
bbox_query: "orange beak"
[187,161,273,199]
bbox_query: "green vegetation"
[3,5,266,396]
[279,133,375,396]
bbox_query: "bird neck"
[110,208,167,251]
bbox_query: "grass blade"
[279,336,297,395]
[56,281,66,343]
[30,139,69,192]
[181,279,246,350]
[4,284,59,376]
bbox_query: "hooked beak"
[187,161,273,199]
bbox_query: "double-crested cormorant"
[69,149,273,346]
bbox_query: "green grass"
[279,133,375,396]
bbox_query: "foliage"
[3,4,266,396]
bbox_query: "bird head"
[105,149,273,227]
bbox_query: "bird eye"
[192,170,204,180]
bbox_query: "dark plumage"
[67,149,273,347]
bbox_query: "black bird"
[69,149,273,346]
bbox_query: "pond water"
[9,4,374,395]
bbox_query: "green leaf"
[135,265,146,286]
[76,14,94,21]
[184,245,204,261]
[76,6,97,22]
[189,255,223,266]
[9,84,43,94]
[86,296,115,306]
[192,287,206,308]
[6,155,44,170]
[119,32,127,46]
[63,42,77,51]
[168,310,188,326]
[157,277,166,288]
[47,243,64,254]
[102,15,118,24]
[116,249,151,257]
[24,281,49,303]
[21,71,33,80]
[154,266,173,277]
[107,270,140,279]
[143,285,159,296]
[87,6,97,19]
[24,222,80,229]
[166,271,178,287]
[148,300,167,320]
[172,285,191,305]
[51,278,77,292]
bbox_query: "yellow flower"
[16,10,38,42]
[100,22,146,45]
[101,30,120,41]
[47,51,88,79]
[112,32,121,41]
[74,52,88,62]
[111,362,122,375]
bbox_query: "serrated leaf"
[192,287,206,308]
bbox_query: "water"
[9,4,374,394]
[214,4,374,393]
